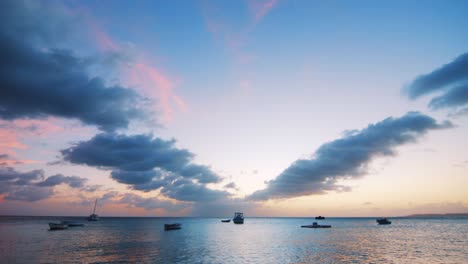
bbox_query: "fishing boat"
[61,220,84,227]
[376,218,392,225]
[315,216,325,220]
[49,222,68,230]
[233,212,244,224]
[301,222,332,228]
[164,223,182,230]
[221,219,231,223]
[87,199,99,221]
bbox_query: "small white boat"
[376,218,391,225]
[164,223,182,230]
[49,222,68,230]
[233,212,244,224]
[301,222,331,228]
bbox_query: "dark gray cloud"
[405,53,468,114]
[36,174,87,188]
[61,133,227,202]
[0,0,145,131]
[0,167,89,201]
[5,186,54,202]
[224,182,238,189]
[248,112,451,201]
[61,133,222,183]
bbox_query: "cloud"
[224,182,238,189]
[35,174,87,188]
[5,186,54,202]
[0,167,88,201]
[247,112,451,201]
[405,53,468,113]
[0,0,145,131]
[249,0,279,22]
[60,133,228,202]
[117,193,190,212]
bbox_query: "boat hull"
[164,223,182,230]
[221,219,231,223]
[62,221,84,227]
[87,214,99,221]
[49,223,68,230]
[301,225,331,228]
[376,219,392,225]
[233,219,244,224]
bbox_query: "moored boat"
[301,222,331,228]
[87,199,100,221]
[233,212,244,224]
[164,223,182,230]
[61,221,84,227]
[376,218,391,225]
[49,222,68,230]
[315,216,325,220]
[221,219,231,223]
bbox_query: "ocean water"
[0,216,467,263]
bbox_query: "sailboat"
[87,199,100,221]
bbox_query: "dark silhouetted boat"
[164,223,182,230]
[233,212,244,224]
[49,222,68,230]
[87,199,100,221]
[301,222,331,228]
[315,216,325,220]
[376,218,391,225]
[61,221,84,227]
[221,219,231,223]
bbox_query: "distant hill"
[404,213,468,218]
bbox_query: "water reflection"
[0,217,467,263]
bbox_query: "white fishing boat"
[87,199,100,221]
[233,212,244,224]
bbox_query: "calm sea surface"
[0,216,467,263]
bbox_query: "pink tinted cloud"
[249,0,278,22]
[82,14,186,123]
[127,63,187,122]
[0,119,67,164]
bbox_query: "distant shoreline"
[403,213,468,218]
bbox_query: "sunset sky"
[1,0,467,217]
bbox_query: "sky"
[0,0,467,217]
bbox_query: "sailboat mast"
[93,199,97,214]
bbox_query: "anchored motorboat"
[301,222,331,228]
[233,212,244,224]
[164,223,182,230]
[376,218,392,225]
[49,222,68,230]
